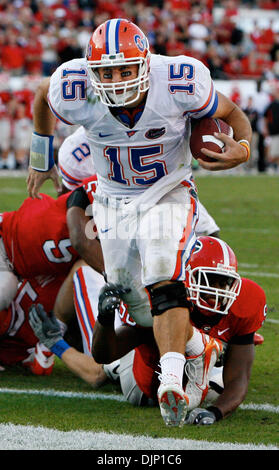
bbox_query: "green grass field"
[0,173,278,450]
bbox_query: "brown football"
[190,118,233,162]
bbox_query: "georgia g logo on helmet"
[192,239,203,255]
[187,236,242,315]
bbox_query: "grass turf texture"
[0,174,278,447]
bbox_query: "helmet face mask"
[189,266,241,315]
[86,19,151,107]
[187,237,242,316]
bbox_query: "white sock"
[159,352,186,387]
[185,327,205,357]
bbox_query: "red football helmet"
[186,236,242,315]
[86,18,151,107]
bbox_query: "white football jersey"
[49,54,217,197]
[58,125,220,236]
[58,126,95,190]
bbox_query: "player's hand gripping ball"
[190,118,233,162]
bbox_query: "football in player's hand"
[190,118,233,162]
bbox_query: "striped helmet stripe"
[217,238,230,266]
[105,19,121,55]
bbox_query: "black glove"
[97,283,130,327]
[29,304,62,350]
[186,407,220,425]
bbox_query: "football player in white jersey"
[58,126,95,193]
[58,125,220,237]
[27,19,251,427]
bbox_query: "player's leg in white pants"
[94,182,199,425]
[93,183,198,327]
[195,201,220,237]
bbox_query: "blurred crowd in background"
[0,0,279,173]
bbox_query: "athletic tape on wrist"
[30,132,55,171]
[50,339,71,359]
[206,405,223,421]
[238,139,250,162]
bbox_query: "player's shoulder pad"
[151,54,213,113]
[49,58,89,99]
[48,58,98,125]
[231,278,267,319]
[150,53,211,84]
[150,53,209,70]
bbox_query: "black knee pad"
[145,281,192,317]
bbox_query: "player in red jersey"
[0,275,65,373]
[91,236,266,424]
[0,175,103,312]
[29,236,266,424]
[0,271,108,388]
[0,176,105,375]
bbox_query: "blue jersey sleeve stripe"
[59,165,82,185]
[189,81,214,114]
[202,92,219,118]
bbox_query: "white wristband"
[30,132,55,171]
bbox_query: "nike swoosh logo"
[100,227,112,233]
[218,328,230,336]
[99,132,113,137]
[112,365,120,376]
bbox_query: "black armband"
[230,332,255,345]
[97,311,115,327]
[66,186,90,210]
[207,406,223,421]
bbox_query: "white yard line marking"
[239,270,279,278]
[238,263,279,279]
[265,318,279,324]
[225,227,274,234]
[0,387,126,401]
[240,403,279,413]
[1,387,279,413]
[0,423,277,450]
[239,263,279,269]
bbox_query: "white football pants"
[93,183,198,327]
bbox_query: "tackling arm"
[29,303,108,388]
[213,342,255,418]
[59,347,107,388]
[186,341,255,425]
[92,282,150,364]
[66,206,105,274]
[92,321,147,364]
